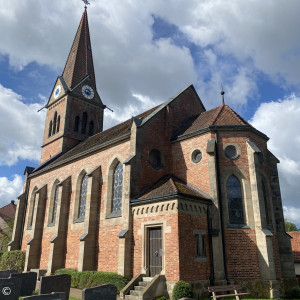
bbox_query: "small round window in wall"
[149,149,164,170]
[192,149,202,163]
[225,145,238,159]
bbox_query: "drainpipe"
[214,131,229,284]
[19,176,31,249]
[207,204,214,285]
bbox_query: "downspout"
[19,176,31,249]
[214,131,230,284]
[207,204,214,285]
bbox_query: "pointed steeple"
[62,8,96,89]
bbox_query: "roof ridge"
[169,177,179,193]
[224,104,252,126]
[212,104,225,125]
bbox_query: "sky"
[0,0,299,226]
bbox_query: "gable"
[47,76,69,107]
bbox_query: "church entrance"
[148,227,162,276]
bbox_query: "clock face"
[82,85,94,99]
[54,85,61,99]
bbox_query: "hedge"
[0,250,25,273]
[55,269,128,292]
[172,280,193,300]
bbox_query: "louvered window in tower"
[56,115,60,133]
[53,112,57,134]
[88,121,94,136]
[48,120,53,137]
[112,163,123,213]
[74,116,80,132]
[52,184,59,224]
[81,112,88,134]
[227,175,244,224]
[78,174,88,219]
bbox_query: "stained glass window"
[227,175,244,224]
[78,174,88,219]
[112,162,123,213]
[52,184,59,224]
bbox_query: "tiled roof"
[0,201,16,219]
[62,9,96,89]
[132,175,211,203]
[34,104,160,171]
[175,104,252,138]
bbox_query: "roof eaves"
[140,84,194,127]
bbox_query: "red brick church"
[9,8,296,298]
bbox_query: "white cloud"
[0,175,23,207]
[0,84,45,166]
[250,94,300,226]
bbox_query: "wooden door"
[149,227,162,277]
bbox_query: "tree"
[0,218,14,251]
[285,219,298,232]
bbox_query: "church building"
[9,8,296,298]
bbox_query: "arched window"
[74,116,80,132]
[28,189,38,229]
[112,162,123,213]
[51,184,59,224]
[227,175,244,225]
[48,120,53,137]
[56,115,60,133]
[53,112,57,135]
[78,174,88,219]
[262,181,272,226]
[88,121,94,136]
[81,112,88,134]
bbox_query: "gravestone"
[82,284,117,300]
[0,277,22,300]
[30,269,47,280]
[21,292,66,300]
[11,271,37,296]
[0,269,18,278]
[39,274,71,299]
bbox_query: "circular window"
[149,149,164,170]
[192,149,202,163]
[225,145,238,159]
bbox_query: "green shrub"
[55,269,128,292]
[172,280,193,300]
[285,286,300,299]
[0,250,25,272]
[157,297,169,300]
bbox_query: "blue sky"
[0,0,300,226]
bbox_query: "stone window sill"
[194,256,207,263]
[73,216,85,223]
[227,224,250,229]
[106,211,122,219]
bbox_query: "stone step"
[130,289,142,296]
[142,276,153,282]
[138,281,148,287]
[134,285,144,291]
[125,295,138,300]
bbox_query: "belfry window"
[74,116,80,132]
[51,184,59,225]
[88,120,94,136]
[81,112,88,134]
[53,112,57,135]
[227,175,245,225]
[56,115,60,133]
[112,162,123,213]
[48,120,53,137]
[78,174,88,219]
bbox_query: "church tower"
[41,8,105,164]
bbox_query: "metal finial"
[82,0,90,9]
[221,84,225,105]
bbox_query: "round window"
[192,149,202,163]
[149,149,164,170]
[225,145,238,159]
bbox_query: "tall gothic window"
[51,184,59,224]
[112,162,123,213]
[88,121,94,136]
[78,174,88,219]
[227,175,244,225]
[56,115,60,133]
[28,193,37,229]
[53,112,57,134]
[81,112,88,134]
[48,120,53,137]
[74,116,80,132]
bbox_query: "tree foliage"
[285,219,298,232]
[0,218,14,251]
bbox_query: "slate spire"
[62,8,96,89]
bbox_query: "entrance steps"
[124,277,153,300]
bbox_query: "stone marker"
[30,269,47,280]
[39,274,71,299]
[11,271,37,296]
[0,277,22,300]
[21,292,66,300]
[82,284,117,300]
[0,269,18,278]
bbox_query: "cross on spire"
[82,0,90,9]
